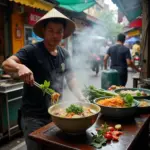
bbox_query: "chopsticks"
[34,81,59,105]
[33,81,51,96]
[34,81,41,88]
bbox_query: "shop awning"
[129,17,142,28]
[112,0,142,21]
[56,0,96,12]
[9,0,54,11]
[125,37,140,44]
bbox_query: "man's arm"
[64,50,87,102]
[126,59,139,72]
[2,52,34,85]
[2,56,22,72]
[125,48,140,72]
[104,54,109,70]
[66,75,86,101]
[104,47,111,70]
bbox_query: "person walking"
[132,41,141,57]
[2,9,87,150]
[104,33,140,86]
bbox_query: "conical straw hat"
[33,8,76,39]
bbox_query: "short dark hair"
[135,41,140,45]
[117,33,126,43]
[43,18,66,29]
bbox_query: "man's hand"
[127,59,141,72]
[17,64,34,86]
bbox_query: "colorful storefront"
[9,0,54,54]
[126,29,141,38]
[0,1,9,64]
[124,17,142,40]
[9,0,53,54]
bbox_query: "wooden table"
[29,115,150,150]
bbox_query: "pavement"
[0,68,134,150]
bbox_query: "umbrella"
[125,37,140,44]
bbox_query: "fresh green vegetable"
[83,85,117,103]
[66,104,83,114]
[91,134,107,148]
[122,94,134,107]
[40,80,55,96]
[136,92,141,96]
[91,123,108,148]
[91,123,124,148]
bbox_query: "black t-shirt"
[107,44,131,68]
[15,41,74,118]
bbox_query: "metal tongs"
[34,81,51,96]
[34,81,89,104]
[34,81,59,105]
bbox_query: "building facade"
[0,0,53,65]
[0,0,10,64]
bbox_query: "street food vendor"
[2,9,87,150]
[104,33,140,86]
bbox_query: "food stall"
[0,79,23,140]
[28,84,150,150]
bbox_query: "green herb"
[40,80,55,96]
[136,92,141,96]
[91,123,108,148]
[123,94,134,107]
[91,134,106,148]
[101,122,109,134]
[66,104,83,114]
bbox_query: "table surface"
[29,115,149,150]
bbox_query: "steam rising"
[62,23,110,102]
[71,23,108,69]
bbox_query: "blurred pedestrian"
[132,41,141,57]
[104,33,140,86]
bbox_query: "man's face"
[43,22,64,47]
